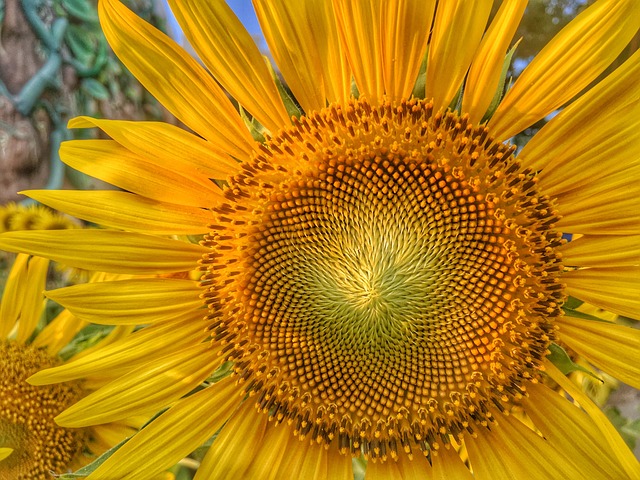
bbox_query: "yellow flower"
[1,0,640,478]
[0,202,78,233]
[0,255,138,479]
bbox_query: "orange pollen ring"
[200,97,565,460]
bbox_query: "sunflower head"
[1,0,640,478]
[201,96,565,459]
[0,342,87,479]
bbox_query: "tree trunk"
[0,0,51,203]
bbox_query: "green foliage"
[58,324,115,361]
[605,406,640,450]
[60,0,98,23]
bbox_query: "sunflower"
[0,202,79,233]
[1,0,640,478]
[0,254,142,479]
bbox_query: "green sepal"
[266,57,302,119]
[207,361,234,384]
[546,343,602,382]
[481,39,521,123]
[562,307,609,322]
[353,457,367,480]
[563,296,584,310]
[562,296,611,323]
[447,80,464,113]
[350,77,360,99]
[240,106,267,143]
[411,50,427,99]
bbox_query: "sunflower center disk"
[201,98,565,460]
[0,342,87,479]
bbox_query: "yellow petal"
[332,0,383,101]
[57,342,220,427]
[520,48,640,180]
[489,0,640,140]
[45,278,202,325]
[0,253,29,338]
[384,0,435,101]
[277,433,323,480]
[465,412,588,479]
[558,315,640,389]
[60,140,223,208]
[395,449,432,478]
[298,442,328,480]
[25,190,213,235]
[553,167,640,235]
[425,0,493,111]
[364,458,401,480]
[462,0,527,123]
[431,444,473,480]
[90,422,138,453]
[15,256,49,344]
[563,267,640,319]
[31,308,86,356]
[196,400,268,480]
[253,0,326,112]
[69,116,240,179]
[524,382,628,479]
[29,313,205,385]
[166,1,289,133]
[0,230,207,274]
[0,447,13,462]
[559,235,640,267]
[88,377,242,480]
[98,0,254,160]
[326,442,354,480]
[308,0,352,105]
[81,323,135,354]
[244,424,291,480]
[333,0,435,102]
[546,361,640,479]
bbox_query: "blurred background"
[0,1,638,477]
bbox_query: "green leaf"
[546,343,602,381]
[58,324,115,361]
[80,78,109,101]
[605,406,640,450]
[65,25,95,64]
